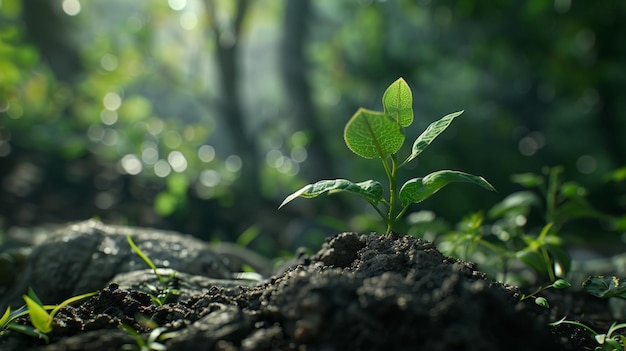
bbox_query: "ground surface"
[0,231,613,350]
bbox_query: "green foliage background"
[1,0,625,256]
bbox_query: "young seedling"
[280,78,495,235]
[520,277,571,308]
[550,317,626,351]
[127,235,180,305]
[0,287,96,343]
[120,323,178,351]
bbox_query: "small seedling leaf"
[23,295,52,334]
[399,170,495,207]
[535,297,549,308]
[0,307,10,328]
[404,110,463,165]
[511,172,544,188]
[583,276,626,299]
[280,179,383,208]
[552,279,571,289]
[382,77,413,127]
[488,191,539,219]
[127,235,158,273]
[344,108,405,159]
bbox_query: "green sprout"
[127,235,180,306]
[0,287,96,343]
[280,78,495,235]
[120,323,178,351]
[520,277,571,308]
[550,317,626,351]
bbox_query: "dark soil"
[0,232,611,350]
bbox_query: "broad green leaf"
[583,276,626,299]
[23,295,52,334]
[344,108,404,159]
[399,170,495,207]
[279,179,383,208]
[404,110,463,165]
[382,77,413,127]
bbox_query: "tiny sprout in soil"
[550,318,626,351]
[280,77,495,235]
[0,287,96,343]
[127,235,180,305]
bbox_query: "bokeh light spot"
[577,155,596,174]
[198,145,215,162]
[141,145,159,165]
[154,159,171,178]
[168,151,188,172]
[225,155,242,172]
[62,0,81,16]
[120,154,142,175]
[103,92,122,111]
[180,12,198,30]
[200,169,221,187]
[168,0,186,11]
[100,54,119,71]
[290,146,308,163]
[518,137,538,156]
[266,149,282,167]
[164,131,182,148]
[100,109,118,125]
[87,125,105,142]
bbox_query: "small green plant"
[120,323,177,351]
[519,277,571,308]
[550,317,626,351]
[0,287,96,343]
[280,78,494,235]
[583,276,626,299]
[127,235,180,306]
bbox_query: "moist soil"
[0,232,612,350]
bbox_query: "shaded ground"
[0,230,611,350]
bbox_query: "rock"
[0,219,242,309]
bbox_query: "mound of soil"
[0,231,599,350]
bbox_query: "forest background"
[1,0,625,257]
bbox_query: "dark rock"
[0,219,236,309]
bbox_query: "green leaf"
[344,108,405,159]
[488,191,539,219]
[399,170,495,207]
[0,307,10,328]
[127,235,158,273]
[382,77,413,127]
[403,110,463,165]
[552,279,571,289]
[511,172,544,188]
[583,276,626,299]
[279,179,383,208]
[23,295,52,334]
[534,296,549,308]
[48,291,97,320]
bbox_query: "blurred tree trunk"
[280,0,336,181]
[21,0,83,83]
[203,0,262,208]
